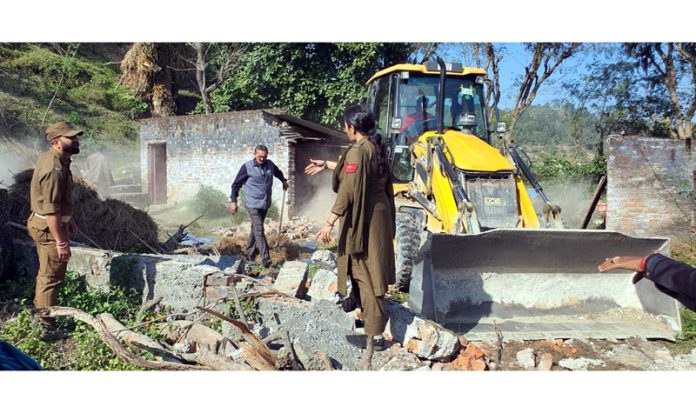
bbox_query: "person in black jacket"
[598,253,696,311]
[229,144,288,268]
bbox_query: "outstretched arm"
[598,256,645,272]
[304,159,337,175]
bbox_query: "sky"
[438,42,612,109]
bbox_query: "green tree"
[564,44,673,155]
[624,42,696,139]
[208,43,415,126]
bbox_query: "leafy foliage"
[208,43,413,127]
[0,309,59,369]
[0,43,145,141]
[192,185,230,219]
[530,154,606,182]
[57,271,141,321]
[509,101,597,148]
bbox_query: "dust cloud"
[0,141,36,188]
[532,178,596,229]
[294,173,336,220]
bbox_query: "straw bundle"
[8,168,160,253]
[120,43,159,95]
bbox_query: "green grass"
[0,44,143,142]
[674,308,696,349]
[0,271,154,370]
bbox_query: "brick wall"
[140,111,290,214]
[607,136,696,240]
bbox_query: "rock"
[185,323,224,353]
[536,353,554,371]
[256,297,370,370]
[608,344,658,370]
[385,301,460,361]
[307,269,340,303]
[273,261,308,298]
[516,348,536,369]
[294,344,335,371]
[654,349,674,364]
[311,249,337,271]
[558,357,606,370]
[379,351,427,371]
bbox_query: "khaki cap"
[45,121,84,142]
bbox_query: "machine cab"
[365,63,490,183]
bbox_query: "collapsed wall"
[12,240,241,312]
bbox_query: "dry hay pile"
[120,43,159,95]
[8,169,160,253]
[213,233,295,265]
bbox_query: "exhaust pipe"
[436,57,446,135]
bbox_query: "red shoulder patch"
[344,162,358,173]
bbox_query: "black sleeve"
[230,164,249,202]
[272,161,287,183]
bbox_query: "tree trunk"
[194,43,213,114]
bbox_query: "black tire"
[394,210,424,291]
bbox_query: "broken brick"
[462,343,486,359]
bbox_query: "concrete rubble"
[3,231,696,371]
[558,357,606,370]
[272,261,308,298]
[306,269,340,303]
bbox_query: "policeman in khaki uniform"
[310,105,396,370]
[27,121,82,328]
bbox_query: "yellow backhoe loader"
[364,58,679,340]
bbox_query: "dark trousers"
[648,254,696,311]
[245,207,270,264]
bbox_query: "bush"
[530,154,606,182]
[192,185,229,218]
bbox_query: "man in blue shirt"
[230,144,288,268]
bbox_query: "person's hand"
[283,181,289,191]
[56,241,71,261]
[315,222,334,243]
[304,159,326,176]
[229,202,238,215]
[598,255,643,272]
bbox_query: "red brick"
[462,343,486,359]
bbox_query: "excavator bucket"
[408,229,680,341]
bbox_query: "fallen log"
[42,306,208,370]
[98,313,184,364]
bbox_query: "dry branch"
[196,306,276,370]
[42,306,208,370]
[98,313,184,364]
